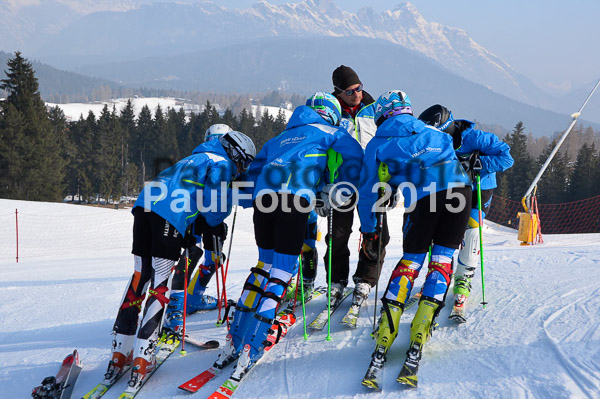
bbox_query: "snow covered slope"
[0,199,599,398]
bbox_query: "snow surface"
[1,198,599,398]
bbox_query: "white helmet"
[205,123,233,142]
[219,131,256,170]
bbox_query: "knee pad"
[422,260,453,303]
[237,248,273,310]
[256,253,296,320]
[384,253,426,305]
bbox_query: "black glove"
[207,222,228,243]
[360,231,380,261]
[182,225,198,248]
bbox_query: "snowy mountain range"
[1,0,598,129]
[1,0,549,105]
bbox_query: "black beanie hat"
[332,65,362,93]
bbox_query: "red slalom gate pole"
[15,209,19,263]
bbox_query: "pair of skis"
[32,349,83,399]
[179,286,329,396]
[363,291,469,390]
[81,331,218,399]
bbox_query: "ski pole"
[220,207,237,302]
[325,148,343,342]
[181,248,189,355]
[372,211,384,335]
[213,235,223,324]
[476,174,487,308]
[217,237,227,312]
[326,206,334,341]
[298,253,308,340]
[373,163,391,335]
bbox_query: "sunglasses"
[335,83,363,96]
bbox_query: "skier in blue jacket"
[214,92,364,377]
[167,123,236,326]
[418,104,513,321]
[360,91,472,389]
[107,131,255,388]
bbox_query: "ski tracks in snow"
[541,290,600,398]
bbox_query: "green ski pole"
[325,149,343,342]
[298,252,308,340]
[476,174,487,308]
[372,162,390,335]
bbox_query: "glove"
[459,151,482,180]
[360,231,380,261]
[207,222,228,243]
[182,225,199,248]
[314,183,354,217]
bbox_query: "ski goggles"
[335,83,363,96]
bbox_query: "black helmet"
[418,104,455,136]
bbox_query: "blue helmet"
[306,92,342,126]
[374,90,413,126]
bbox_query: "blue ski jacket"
[454,120,514,190]
[133,140,236,235]
[358,114,471,233]
[247,105,364,201]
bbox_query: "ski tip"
[397,375,418,388]
[449,315,467,324]
[204,340,220,348]
[361,379,381,391]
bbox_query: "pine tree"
[536,141,569,203]
[93,105,121,202]
[253,109,276,151]
[221,108,237,131]
[500,122,535,201]
[274,109,287,133]
[132,105,153,184]
[0,104,27,198]
[151,105,177,177]
[237,108,256,136]
[0,52,66,201]
[120,100,137,196]
[569,143,597,201]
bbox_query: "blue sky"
[229,0,600,93]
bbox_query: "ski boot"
[449,293,467,323]
[302,278,315,299]
[187,292,218,313]
[449,276,471,323]
[342,282,370,328]
[104,333,134,384]
[164,291,184,336]
[362,299,403,390]
[284,278,297,302]
[397,297,442,388]
[127,336,157,392]
[329,282,345,307]
[127,356,156,392]
[213,334,239,369]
